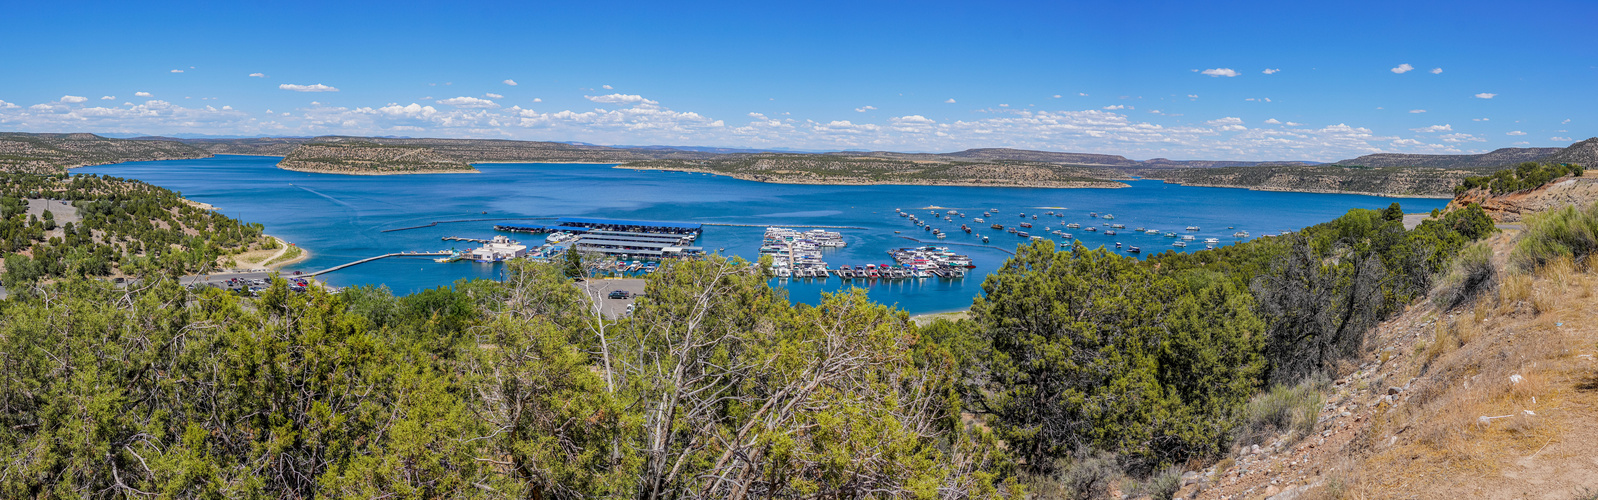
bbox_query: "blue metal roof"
[495,224,591,232]
[556,217,702,230]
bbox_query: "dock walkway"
[306,252,451,276]
[704,223,868,229]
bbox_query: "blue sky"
[1,0,1592,161]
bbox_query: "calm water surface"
[78,155,1449,314]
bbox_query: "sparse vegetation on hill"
[623,155,1128,188]
[277,141,479,174]
[1135,164,1492,197]
[0,132,210,174]
[1454,161,1584,195]
[1332,146,1562,169]
[0,172,265,286]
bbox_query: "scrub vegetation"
[0,172,267,286]
[0,181,1499,497]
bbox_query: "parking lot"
[577,278,648,319]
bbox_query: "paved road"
[576,278,647,319]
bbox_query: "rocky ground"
[1449,172,1598,223]
[1175,226,1598,500]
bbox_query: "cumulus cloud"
[1051,94,1061,98]
[280,83,339,92]
[170,69,184,73]
[1285,121,1303,126]
[1262,68,1281,74]
[1473,118,1490,121]
[852,105,877,112]
[1474,93,1496,99]
[602,85,613,90]
[1391,63,1414,74]
[1078,93,1088,96]
[1430,68,1443,74]
[1411,124,1452,133]
[0,100,16,109]
[1264,118,1281,124]
[135,91,152,97]
[1439,133,1484,143]
[1408,109,1426,113]
[1506,131,1526,136]
[503,79,518,86]
[59,95,88,103]
[436,96,500,108]
[249,72,267,78]
[1200,68,1240,77]
[945,98,957,103]
[1206,117,1246,131]
[485,92,504,99]
[1551,136,1572,142]
[532,98,542,102]
[1103,105,1126,110]
[585,94,658,105]
[100,96,115,100]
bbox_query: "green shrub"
[1433,241,1497,310]
[1512,202,1598,272]
[1132,466,1184,500]
[1234,373,1328,447]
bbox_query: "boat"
[982,236,989,243]
[1110,223,1125,229]
[974,218,986,223]
[433,250,465,263]
[1105,230,1117,236]
[1128,246,1141,254]
[991,224,1004,230]
[1085,227,1097,232]
[1233,230,1250,238]
[1102,214,1115,220]
[1019,222,1032,228]
[1172,241,1187,247]
[1115,242,1122,248]
[1061,233,1073,239]
[1066,223,1081,229]
[1186,226,1201,231]
[1145,229,1160,235]
[1182,235,1195,241]
[936,233,947,239]
[1007,227,1017,234]
[1164,232,1177,238]
[961,224,972,233]
[1017,231,1029,237]
[1204,237,1220,244]
[1032,215,1039,220]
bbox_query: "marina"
[77,156,1451,314]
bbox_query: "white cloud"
[1264,118,1281,124]
[1474,93,1496,99]
[1562,119,1571,124]
[945,98,957,103]
[585,94,658,105]
[532,98,542,102]
[503,79,518,86]
[1078,93,1088,96]
[1187,94,1198,99]
[1285,121,1303,126]
[59,95,88,103]
[436,96,500,108]
[602,85,613,90]
[1262,68,1281,74]
[1200,68,1240,77]
[170,69,184,73]
[0,100,16,109]
[100,96,115,100]
[1506,131,1526,136]
[855,105,877,112]
[1408,109,1426,113]
[135,91,152,97]
[1473,118,1489,121]
[1430,68,1443,74]
[1392,63,1415,74]
[1552,136,1572,142]
[249,73,267,78]
[1051,94,1061,99]
[1514,141,1531,145]
[1102,105,1126,110]
[1411,124,1452,133]
[485,92,504,99]
[1438,133,1484,143]
[279,83,340,92]
[1206,117,1247,131]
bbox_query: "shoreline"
[1146,179,1454,199]
[276,165,482,176]
[614,164,1132,190]
[909,309,972,326]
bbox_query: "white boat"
[1172,241,1188,247]
[1185,226,1201,231]
[1233,230,1250,238]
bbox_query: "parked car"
[608,290,631,299]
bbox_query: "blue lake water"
[77,155,1449,314]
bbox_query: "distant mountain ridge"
[1333,147,1564,168]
